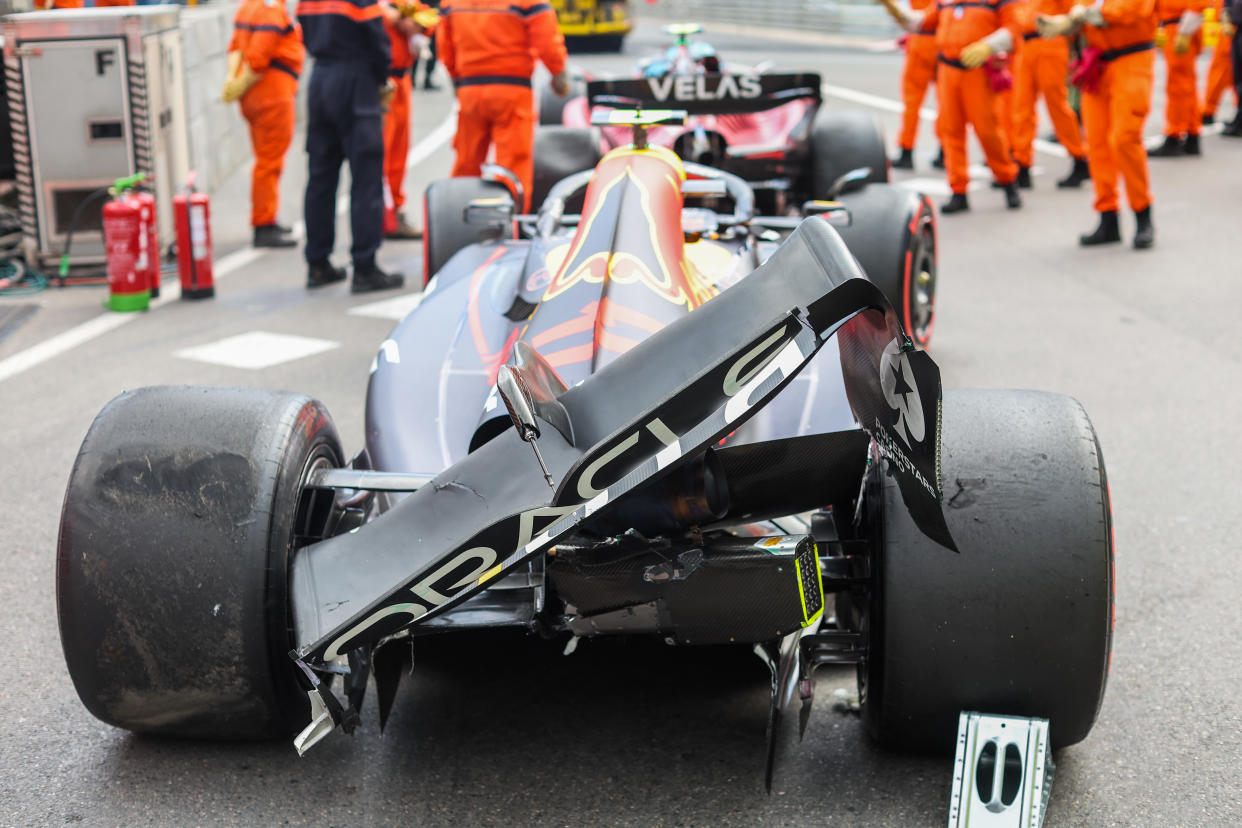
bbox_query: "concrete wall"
[181,4,248,193]
[180,1,306,193]
[641,0,898,38]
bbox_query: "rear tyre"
[531,126,603,214]
[810,108,890,195]
[859,389,1114,753]
[57,386,345,739]
[423,177,510,285]
[538,77,587,126]
[834,183,937,346]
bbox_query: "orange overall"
[1157,0,1209,135]
[920,0,1024,193]
[1012,0,1086,165]
[899,0,941,151]
[1203,0,1236,117]
[230,0,305,228]
[383,8,417,213]
[437,0,567,211]
[1080,0,1158,212]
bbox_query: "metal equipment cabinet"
[3,6,190,267]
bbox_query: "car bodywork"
[287,138,953,776]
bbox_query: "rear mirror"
[497,366,539,442]
[826,167,871,200]
[464,197,514,241]
[803,200,851,228]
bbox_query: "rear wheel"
[423,177,510,285]
[57,386,345,739]
[538,77,587,126]
[859,389,1113,752]
[531,126,603,214]
[834,183,937,346]
[809,108,890,196]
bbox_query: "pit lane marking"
[175,331,339,370]
[0,108,457,387]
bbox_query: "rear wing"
[586,72,823,116]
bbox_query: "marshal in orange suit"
[436,0,570,212]
[1038,0,1158,248]
[892,0,941,169]
[1011,0,1091,188]
[1149,0,1210,155]
[883,0,1027,213]
[223,0,306,249]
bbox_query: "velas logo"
[880,338,924,446]
[646,73,763,103]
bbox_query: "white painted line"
[175,331,339,370]
[0,312,134,384]
[348,290,424,320]
[0,106,458,386]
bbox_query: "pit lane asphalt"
[1,17,1239,827]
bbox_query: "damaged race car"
[536,24,937,346]
[57,111,1112,792]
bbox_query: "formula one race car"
[57,112,1112,794]
[535,25,936,345]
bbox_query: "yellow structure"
[551,0,632,46]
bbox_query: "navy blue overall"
[296,0,391,267]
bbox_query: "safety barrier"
[640,0,899,39]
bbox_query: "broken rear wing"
[587,72,823,116]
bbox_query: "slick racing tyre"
[810,108,890,195]
[57,386,345,739]
[531,126,603,213]
[859,389,1113,753]
[538,74,587,126]
[834,183,937,347]
[423,177,511,285]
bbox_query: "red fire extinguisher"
[102,182,150,313]
[133,189,160,299]
[174,171,215,300]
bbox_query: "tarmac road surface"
[1,16,1239,827]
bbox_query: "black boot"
[1182,133,1201,155]
[253,223,297,248]
[1132,206,1155,249]
[1079,211,1121,246]
[352,260,405,293]
[1002,181,1022,209]
[1057,156,1090,188]
[275,221,294,235]
[1202,112,1216,126]
[931,146,946,169]
[892,148,915,169]
[307,259,347,288]
[940,192,970,214]
[1147,135,1184,157]
[1015,164,1032,189]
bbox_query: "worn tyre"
[423,177,510,285]
[810,108,890,195]
[531,126,603,213]
[57,386,344,739]
[860,389,1113,753]
[835,183,937,346]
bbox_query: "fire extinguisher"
[102,175,151,313]
[133,189,160,299]
[174,171,215,300]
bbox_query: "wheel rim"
[908,222,936,345]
